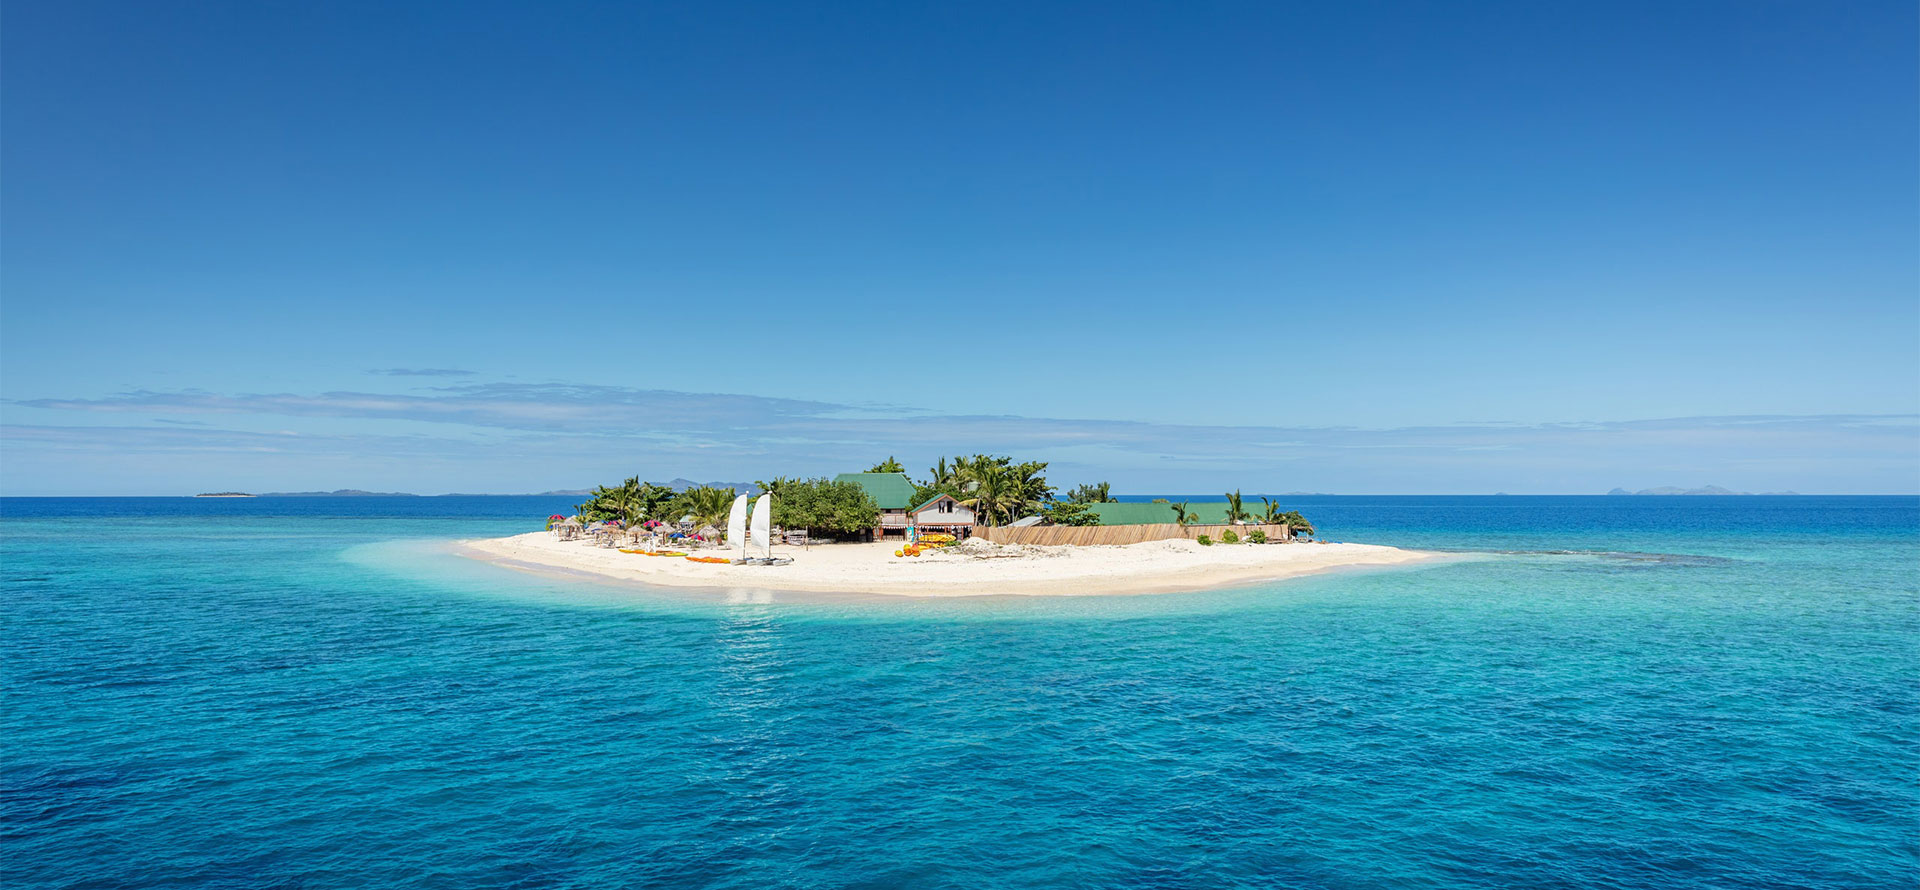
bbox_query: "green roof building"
[832,472,918,510]
[1080,502,1237,525]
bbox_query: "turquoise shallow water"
[3,496,1916,888]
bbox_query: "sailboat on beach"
[727,494,750,564]
[745,493,791,566]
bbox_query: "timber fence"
[974,522,1292,547]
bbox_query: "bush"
[1196,535,1213,546]
[770,477,881,539]
[1039,500,1101,526]
[1248,529,1267,544]
[1220,529,1240,544]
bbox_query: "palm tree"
[1224,489,1250,526]
[608,476,646,526]
[928,457,956,489]
[1170,501,1194,526]
[581,481,627,521]
[959,462,1011,527]
[638,482,677,522]
[867,457,905,473]
[1004,461,1053,520]
[1260,496,1284,524]
[952,454,990,493]
[680,485,736,532]
[754,477,792,500]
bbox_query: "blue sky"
[3,1,1915,495]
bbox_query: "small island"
[461,453,1441,597]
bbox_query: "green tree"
[1260,496,1284,524]
[1278,510,1316,537]
[576,476,679,525]
[1004,461,1053,520]
[768,477,881,538]
[867,456,905,473]
[578,483,622,521]
[927,456,958,489]
[950,454,985,486]
[680,485,737,531]
[958,461,1012,527]
[638,482,678,522]
[1170,502,1194,526]
[953,456,1053,526]
[1224,489,1250,526]
[824,482,882,534]
[606,476,645,526]
[906,457,971,509]
[1067,481,1114,504]
[1040,501,1101,526]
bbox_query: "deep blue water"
[3,496,1916,888]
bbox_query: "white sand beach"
[460,532,1443,597]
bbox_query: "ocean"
[2,496,1915,888]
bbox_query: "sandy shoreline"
[458,532,1444,597]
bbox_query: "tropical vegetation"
[1066,482,1115,504]
[569,461,1319,540]
[679,485,738,531]
[573,476,681,525]
[1223,489,1251,526]
[570,478,747,533]
[903,454,1055,527]
[1038,500,1100,526]
[763,477,880,538]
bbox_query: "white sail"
[749,494,773,560]
[727,494,750,561]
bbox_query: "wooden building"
[908,493,974,536]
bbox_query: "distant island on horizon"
[1606,485,1801,496]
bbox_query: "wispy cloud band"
[367,368,477,377]
[5,384,1916,494]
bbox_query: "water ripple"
[3,501,1916,888]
